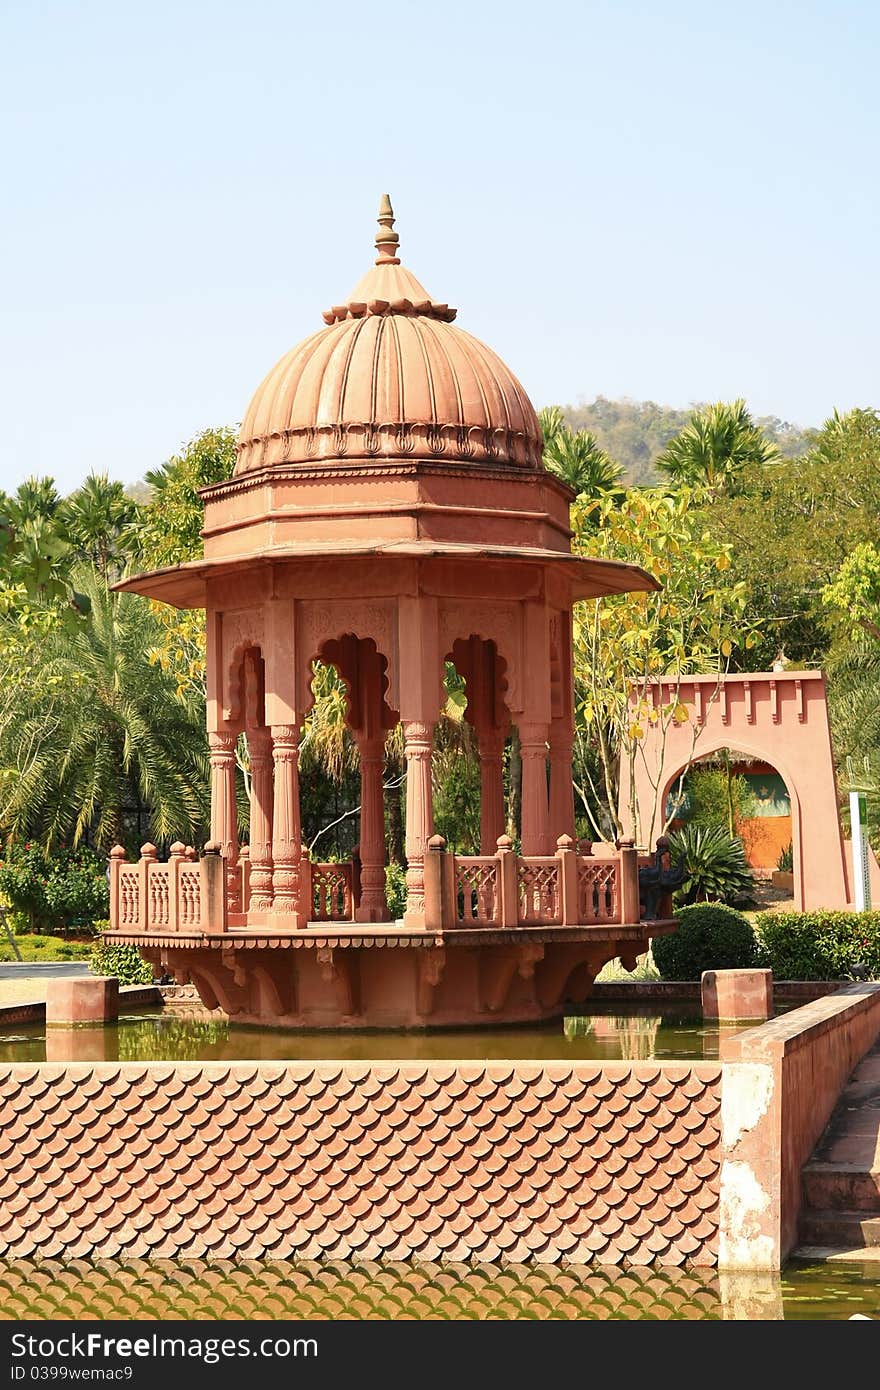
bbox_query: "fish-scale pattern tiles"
[0,1259,723,1321]
[0,1062,722,1267]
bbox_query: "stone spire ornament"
[374,193,400,265]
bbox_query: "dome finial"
[375,193,400,265]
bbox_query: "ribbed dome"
[235,198,543,475]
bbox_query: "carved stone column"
[402,721,435,927]
[549,722,576,843]
[478,732,506,855]
[519,721,550,856]
[209,731,239,910]
[247,729,274,912]
[271,724,302,922]
[356,737,389,922]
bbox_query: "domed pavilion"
[106,197,669,1028]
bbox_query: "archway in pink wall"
[617,670,866,911]
[659,739,802,905]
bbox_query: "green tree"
[61,473,139,580]
[132,427,238,703]
[0,566,208,851]
[571,486,757,842]
[706,407,880,670]
[539,406,623,502]
[135,426,238,569]
[822,541,880,642]
[557,397,811,486]
[656,399,779,495]
[0,478,78,614]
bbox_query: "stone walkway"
[797,1038,880,1262]
[0,964,91,1009]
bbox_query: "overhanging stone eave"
[112,545,658,610]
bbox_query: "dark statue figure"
[638,836,685,921]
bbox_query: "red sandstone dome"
[235,195,544,474]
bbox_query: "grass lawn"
[0,933,94,965]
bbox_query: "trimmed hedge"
[652,902,758,981]
[755,911,880,980]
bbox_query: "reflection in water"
[0,1006,751,1065]
[564,1013,661,1060]
[0,1258,725,1320]
[0,1257,875,1320]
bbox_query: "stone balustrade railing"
[109,834,655,934]
[109,841,227,936]
[424,834,643,932]
[301,859,355,922]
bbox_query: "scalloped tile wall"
[0,1061,722,1267]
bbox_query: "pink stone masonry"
[107,196,662,1026]
[44,978,119,1027]
[702,969,773,1021]
[0,1061,721,1266]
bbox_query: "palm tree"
[0,478,74,610]
[539,406,624,499]
[656,399,779,494]
[62,473,140,580]
[0,565,208,850]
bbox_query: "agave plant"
[666,824,754,906]
[776,842,793,873]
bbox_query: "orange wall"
[737,814,792,870]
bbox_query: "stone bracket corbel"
[416,947,446,1016]
[316,946,359,1016]
[221,949,248,989]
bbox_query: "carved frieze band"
[236,422,543,474]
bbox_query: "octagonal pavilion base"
[114,919,673,1030]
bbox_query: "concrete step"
[793,1244,880,1265]
[799,1209,880,1248]
[802,1164,880,1212]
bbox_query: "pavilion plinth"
[105,921,674,1030]
[108,197,668,1028]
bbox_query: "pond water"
[0,1256,875,1321]
[0,1002,791,1065]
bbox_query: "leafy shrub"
[89,938,153,986]
[2,910,30,936]
[667,825,754,905]
[755,911,880,980]
[652,903,759,981]
[776,842,793,873]
[0,841,109,932]
[385,862,407,920]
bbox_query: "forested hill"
[558,397,814,485]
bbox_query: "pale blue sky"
[2,0,878,493]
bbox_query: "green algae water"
[0,1257,875,1321]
